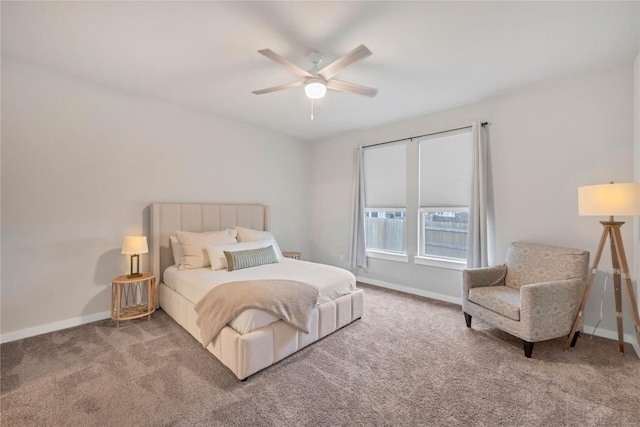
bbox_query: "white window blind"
[419,131,472,207]
[364,143,406,208]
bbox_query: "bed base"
[159,282,364,380]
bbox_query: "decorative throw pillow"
[176,229,237,269]
[235,227,284,259]
[207,240,279,270]
[224,246,278,272]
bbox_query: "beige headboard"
[150,203,270,283]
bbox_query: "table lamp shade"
[121,236,149,255]
[578,183,640,217]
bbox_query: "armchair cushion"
[468,286,520,321]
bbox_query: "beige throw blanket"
[194,279,320,348]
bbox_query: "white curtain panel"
[466,121,489,268]
[349,146,367,269]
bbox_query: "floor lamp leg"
[611,227,640,353]
[610,228,625,354]
[565,225,609,350]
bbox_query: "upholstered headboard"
[150,203,270,284]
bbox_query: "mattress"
[163,259,356,334]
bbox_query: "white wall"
[310,64,636,338]
[1,58,311,339]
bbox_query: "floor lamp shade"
[121,236,148,278]
[578,183,640,217]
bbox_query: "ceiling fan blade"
[252,81,304,95]
[317,45,372,80]
[327,79,378,97]
[258,49,313,78]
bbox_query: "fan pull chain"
[311,99,320,120]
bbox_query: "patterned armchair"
[462,242,589,358]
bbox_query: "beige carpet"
[1,283,639,426]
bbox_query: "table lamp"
[565,182,640,354]
[121,236,148,278]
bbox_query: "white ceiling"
[2,1,638,142]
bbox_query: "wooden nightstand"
[111,273,156,327]
[282,251,301,260]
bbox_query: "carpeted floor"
[1,283,639,426]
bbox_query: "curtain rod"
[363,122,489,149]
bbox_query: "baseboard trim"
[0,310,112,344]
[579,326,640,357]
[357,276,640,358]
[356,276,462,305]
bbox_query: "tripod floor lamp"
[565,182,640,354]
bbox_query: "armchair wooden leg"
[464,312,472,328]
[570,331,581,348]
[523,340,534,358]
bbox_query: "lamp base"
[128,254,141,279]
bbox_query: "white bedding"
[163,259,356,334]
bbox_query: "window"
[365,209,406,253]
[420,208,468,259]
[360,128,473,267]
[363,143,406,254]
[418,131,472,261]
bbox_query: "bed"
[150,202,364,380]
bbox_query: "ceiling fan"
[252,44,379,99]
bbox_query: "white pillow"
[207,239,282,270]
[237,226,275,242]
[235,227,283,259]
[170,236,182,266]
[175,229,238,269]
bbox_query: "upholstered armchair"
[462,242,589,358]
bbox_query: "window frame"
[415,206,469,269]
[364,207,408,259]
[415,129,472,270]
[359,129,474,270]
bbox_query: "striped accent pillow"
[224,246,278,272]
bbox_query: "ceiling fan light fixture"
[253,45,377,99]
[304,79,327,99]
